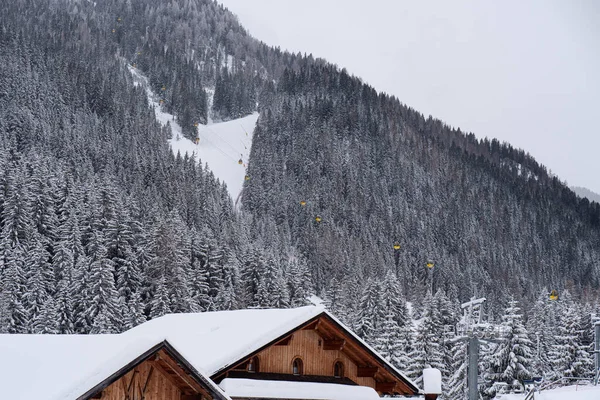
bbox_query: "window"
[247,356,259,373]
[292,358,303,376]
[334,361,344,378]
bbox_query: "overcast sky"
[219,0,600,194]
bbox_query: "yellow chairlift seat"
[315,215,322,223]
[300,200,307,206]
[194,122,199,127]
[426,261,435,269]
[161,86,166,91]
[245,175,250,181]
[238,159,243,165]
[117,17,122,22]
[393,242,401,250]
[112,29,116,33]
[194,137,200,145]
[159,99,164,104]
[549,290,559,301]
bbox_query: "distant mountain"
[572,186,600,204]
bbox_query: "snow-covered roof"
[0,305,419,399]
[219,378,382,400]
[0,334,228,400]
[124,306,324,376]
[0,333,124,400]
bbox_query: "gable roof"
[124,306,324,376]
[125,306,419,394]
[0,306,419,398]
[0,334,230,400]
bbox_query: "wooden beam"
[395,380,415,395]
[181,396,203,400]
[376,381,396,393]
[302,319,320,331]
[156,352,207,394]
[90,393,102,399]
[357,366,379,377]
[148,360,182,391]
[275,335,293,346]
[323,339,345,350]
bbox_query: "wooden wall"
[249,329,376,389]
[95,358,210,400]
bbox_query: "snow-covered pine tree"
[406,292,445,386]
[86,247,123,334]
[548,293,593,381]
[374,312,404,369]
[287,257,313,307]
[486,299,534,396]
[527,289,558,379]
[447,337,468,400]
[23,236,52,330]
[354,279,383,345]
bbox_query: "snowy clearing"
[495,385,600,400]
[128,65,258,203]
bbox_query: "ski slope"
[495,385,600,400]
[128,65,258,203]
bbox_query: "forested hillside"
[1,0,599,398]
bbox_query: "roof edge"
[77,340,230,400]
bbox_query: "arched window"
[247,357,259,373]
[292,358,303,376]
[334,361,344,378]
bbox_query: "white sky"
[219,0,600,194]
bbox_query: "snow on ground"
[495,385,600,400]
[128,65,258,203]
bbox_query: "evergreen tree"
[486,300,534,395]
[447,337,468,400]
[406,292,445,386]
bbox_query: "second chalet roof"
[124,306,324,376]
[124,305,419,392]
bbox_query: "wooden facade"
[213,314,418,397]
[81,343,227,400]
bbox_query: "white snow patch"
[422,368,442,394]
[127,65,258,202]
[170,112,258,203]
[219,378,382,400]
[307,294,325,307]
[495,384,600,400]
[226,54,234,72]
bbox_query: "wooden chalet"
[80,341,228,400]
[212,311,419,398]
[0,306,430,400]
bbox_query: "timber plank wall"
[244,329,376,389]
